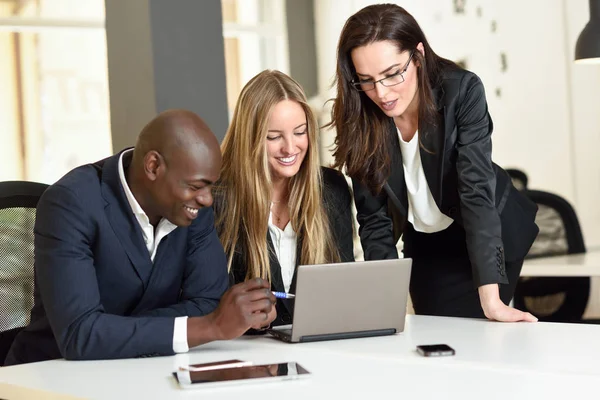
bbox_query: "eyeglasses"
[351,50,415,92]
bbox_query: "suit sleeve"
[351,178,399,260]
[139,208,229,318]
[35,185,174,360]
[455,73,508,287]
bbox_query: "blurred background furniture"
[0,181,48,366]
[507,169,591,323]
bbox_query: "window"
[221,0,289,114]
[0,0,110,184]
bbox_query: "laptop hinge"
[299,328,396,343]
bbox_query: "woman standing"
[328,4,538,321]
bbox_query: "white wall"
[565,1,600,249]
[315,0,600,248]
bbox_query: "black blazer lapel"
[418,108,447,207]
[288,234,303,295]
[130,232,177,314]
[386,119,408,215]
[267,233,294,318]
[266,233,285,292]
[100,151,154,287]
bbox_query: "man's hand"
[186,278,277,347]
[210,278,277,339]
[255,303,278,331]
[478,283,538,322]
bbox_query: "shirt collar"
[118,149,148,220]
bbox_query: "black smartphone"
[416,344,455,357]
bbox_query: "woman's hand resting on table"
[478,284,538,322]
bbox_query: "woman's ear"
[416,42,425,67]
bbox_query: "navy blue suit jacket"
[5,151,228,365]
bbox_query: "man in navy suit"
[5,110,276,365]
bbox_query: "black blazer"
[218,167,355,326]
[5,151,228,365]
[353,67,538,287]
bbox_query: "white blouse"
[268,206,297,293]
[397,128,454,233]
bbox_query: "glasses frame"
[351,50,416,92]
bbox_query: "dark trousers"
[403,222,523,319]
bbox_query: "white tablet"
[173,362,310,389]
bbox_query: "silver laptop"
[268,258,412,343]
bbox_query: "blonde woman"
[214,70,354,326]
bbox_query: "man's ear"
[144,150,164,182]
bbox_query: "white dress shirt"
[268,205,297,293]
[397,129,454,233]
[118,150,189,353]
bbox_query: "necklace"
[270,202,288,226]
[272,210,282,225]
[271,192,288,204]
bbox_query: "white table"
[521,250,600,277]
[1,315,599,399]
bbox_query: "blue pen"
[272,291,295,299]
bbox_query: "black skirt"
[402,221,523,318]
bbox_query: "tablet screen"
[175,362,310,388]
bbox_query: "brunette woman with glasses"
[327,4,539,321]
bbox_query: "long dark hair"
[327,3,455,194]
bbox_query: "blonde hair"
[215,70,340,282]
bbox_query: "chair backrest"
[0,181,48,363]
[513,189,589,322]
[525,190,585,256]
[506,168,529,191]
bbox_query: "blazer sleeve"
[322,168,355,262]
[351,178,399,260]
[35,185,176,360]
[455,73,508,287]
[138,207,229,318]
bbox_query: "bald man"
[5,110,276,365]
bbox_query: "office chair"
[513,189,589,322]
[0,181,48,365]
[505,168,529,191]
